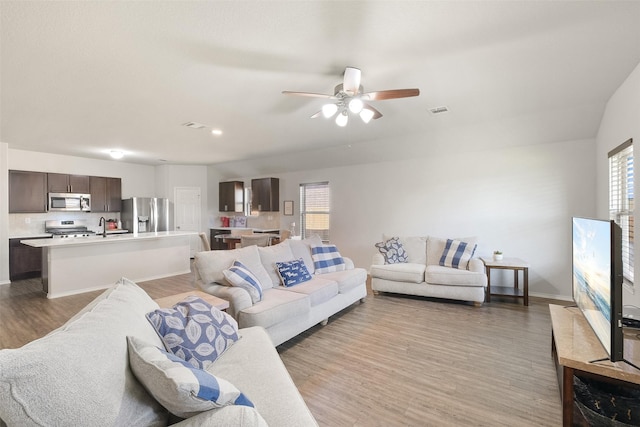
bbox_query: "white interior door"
[174,187,201,257]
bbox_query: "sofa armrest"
[468,258,485,275]
[170,405,268,427]
[197,282,253,319]
[343,256,355,270]
[372,253,384,266]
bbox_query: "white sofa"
[370,235,487,306]
[194,237,368,346]
[0,279,318,427]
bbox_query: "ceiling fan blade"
[282,91,334,99]
[343,67,361,95]
[310,111,322,119]
[362,88,420,101]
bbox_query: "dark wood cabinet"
[9,170,47,213]
[47,173,90,193]
[219,181,244,212]
[9,238,44,280]
[90,176,122,212]
[251,178,279,212]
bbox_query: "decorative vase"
[494,254,503,261]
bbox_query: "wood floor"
[0,271,566,426]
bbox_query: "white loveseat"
[0,279,317,427]
[194,237,368,346]
[370,235,487,306]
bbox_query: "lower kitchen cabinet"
[9,238,44,281]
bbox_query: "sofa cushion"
[375,237,408,264]
[427,236,478,266]
[127,336,254,419]
[311,244,346,273]
[146,296,239,369]
[223,260,263,303]
[370,263,426,283]
[258,241,296,287]
[275,258,312,287]
[318,268,368,294]
[439,238,477,270]
[425,265,486,287]
[195,245,272,290]
[238,288,310,330]
[383,234,427,264]
[280,277,339,306]
[0,278,168,427]
[288,235,323,274]
[207,327,318,426]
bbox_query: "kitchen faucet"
[99,217,107,237]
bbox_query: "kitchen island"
[21,231,195,298]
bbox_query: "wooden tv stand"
[549,304,640,426]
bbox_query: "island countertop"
[21,231,196,248]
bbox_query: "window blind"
[299,182,330,241]
[609,138,634,287]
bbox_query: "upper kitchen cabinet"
[251,178,279,212]
[90,176,122,212]
[219,181,244,212]
[48,173,90,193]
[9,170,47,213]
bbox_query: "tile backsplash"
[9,212,121,237]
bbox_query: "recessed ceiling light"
[110,150,124,159]
[211,129,223,136]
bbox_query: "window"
[299,182,330,241]
[609,138,634,288]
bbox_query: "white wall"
[247,138,595,300]
[596,61,640,308]
[0,144,9,284]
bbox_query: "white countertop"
[10,229,128,240]
[210,227,279,233]
[21,231,196,248]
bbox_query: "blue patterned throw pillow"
[127,336,253,419]
[146,296,239,369]
[311,244,346,274]
[275,258,312,287]
[223,260,263,303]
[375,237,408,264]
[439,238,477,269]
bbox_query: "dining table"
[214,233,280,250]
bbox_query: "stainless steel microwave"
[48,193,91,212]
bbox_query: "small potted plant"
[493,250,503,261]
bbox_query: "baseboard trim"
[529,291,572,302]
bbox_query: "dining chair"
[198,232,211,251]
[240,234,271,248]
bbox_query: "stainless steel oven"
[48,193,91,212]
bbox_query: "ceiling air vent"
[428,106,449,115]
[182,122,206,129]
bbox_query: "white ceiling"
[2,1,640,177]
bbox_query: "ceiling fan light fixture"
[335,110,349,127]
[348,98,364,114]
[360,108,375,124]
[322,103,338,118]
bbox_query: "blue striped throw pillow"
[311,244,346,274]
[223,260,263,303]
[127,336,253,419]
[439,239,477,269]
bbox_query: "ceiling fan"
[282,67,420,126]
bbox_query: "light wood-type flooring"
[0,271,566,426]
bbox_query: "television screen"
[572,217,623,362]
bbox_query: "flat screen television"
[572,217,624,362]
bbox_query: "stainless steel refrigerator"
[121,197,172,233]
